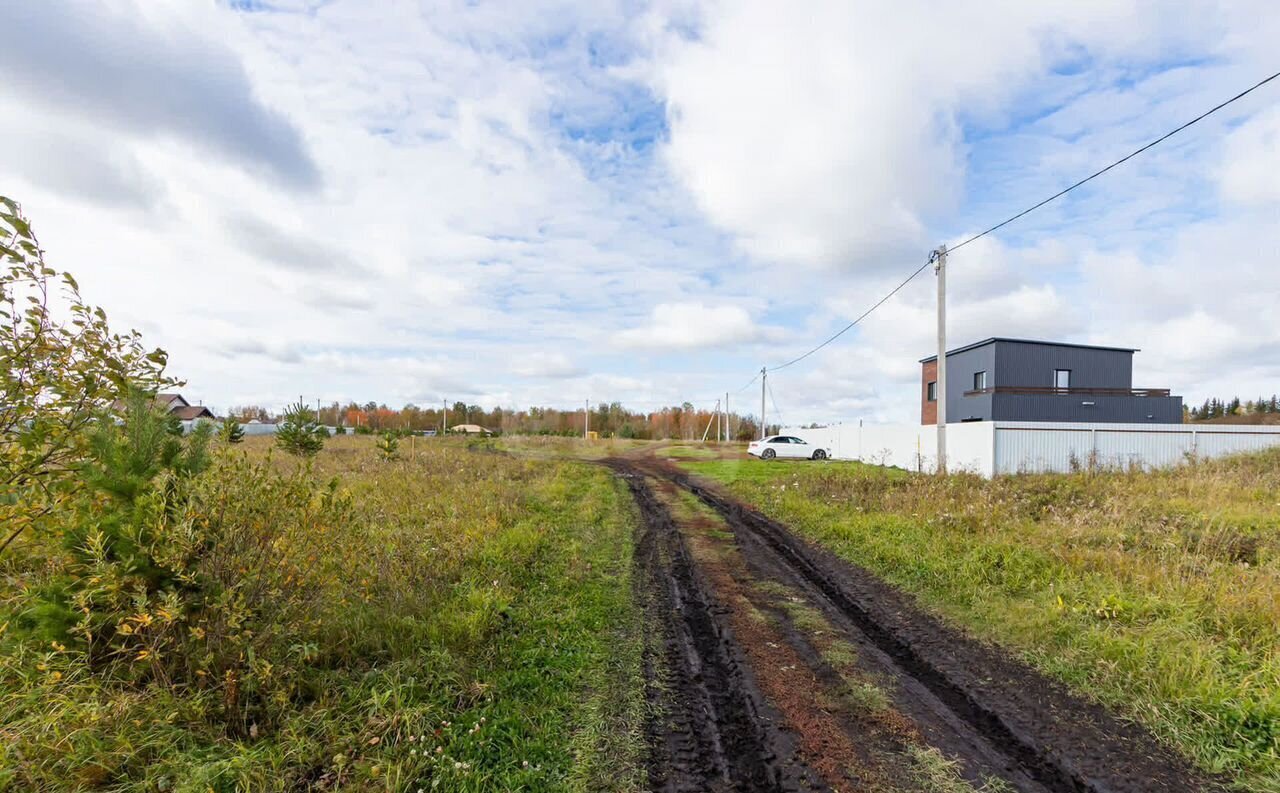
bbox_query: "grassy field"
[1,434,646,792]
[680,451,1280,791]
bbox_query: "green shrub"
[14,390,212,662]
[275,401,323,457]
[375,431,399,460]
[218,417,244,444]
[1,196,172,556]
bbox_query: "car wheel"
[812,449,827,460]
[762,448,776,460]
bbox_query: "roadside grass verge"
[1,435,645,792]
[681,451,1280,791]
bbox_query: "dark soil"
[622,455,1226,793]
[611,461,827,792]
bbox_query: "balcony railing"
[963,386,1172,397]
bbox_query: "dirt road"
[609,455,1220,793]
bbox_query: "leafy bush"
[1,197,172,555]
[16,391,212,656]
[275,401,323,457]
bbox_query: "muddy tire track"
[638,457,1224,793]
[611,462,825,792]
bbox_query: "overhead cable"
[764,67,1280,373]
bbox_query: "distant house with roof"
[155,393,216,420]
[113,392,216,421]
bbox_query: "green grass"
[1,436,645,792]
[682,451,1280,791]
[654,444,720,460]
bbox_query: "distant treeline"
[1187,395,1280,420]
[226,400,771,441]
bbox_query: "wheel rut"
[612,462,824,792]
[611,455,1224,793]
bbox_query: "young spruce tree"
[276,401,324,457]
[376,431,399,460]
[219,416,245,444]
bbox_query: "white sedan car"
[747,435,831,461]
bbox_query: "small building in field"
[920,338,1182,425]
[449,423,491,435]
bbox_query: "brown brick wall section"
[921,360,937,425]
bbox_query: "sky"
[1,0,1278,423]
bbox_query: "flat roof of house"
[920,337,1138,363]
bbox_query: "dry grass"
[1,434,646,792]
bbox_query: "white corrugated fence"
[782,421,1280,477]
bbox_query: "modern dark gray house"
[920,338,1182,424]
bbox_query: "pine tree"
[276,401,324,457]
[375,431,399,460]
[1228,397,1242,416]
[218,416,245,444]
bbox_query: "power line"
[948,67,1280,254]
[764,66,1280,374]
[767,259,933,371]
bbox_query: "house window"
[973,371,987,391]
[926,381,937,402]
[1054,369,1071,390]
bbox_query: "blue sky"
[1,1,1277,422]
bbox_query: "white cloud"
[0,0,317,188]
[641,1,1227,272]
[510,352,586,379]
[1,0,1276,422]
[1219,105,1280,206]
[614,302,771,350]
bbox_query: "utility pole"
[760,367,767,440]
[584,399,589,439]
[442,398,448,434]
[933,244,948,474]
[725,392,730,442]
[716,398,721,443]
[702,399,720,442]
